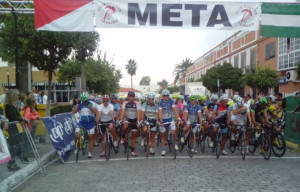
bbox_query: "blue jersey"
[159,99,175,120]
[112,102,120,118]
[185,103,201,123]
[78,101,95,130]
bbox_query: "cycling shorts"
[75,127,95,135]
[124,118,137,131]
[159,118,176,133]
[99,120,113,134]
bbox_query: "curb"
[286,141,300,153]
[0,149,58,192]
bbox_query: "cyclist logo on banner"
[42,113,77,161]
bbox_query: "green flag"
[261,3,300,38]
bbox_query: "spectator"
[5,89,30,171]
[31,86,39,104]
[0,87,9,103]
[37,90,43,104]
[22,96,41,140]
[43,91,48,104]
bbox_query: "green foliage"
[59,52,122,94]
[202,63,244,92]
[243,66,280,94]
[139,76,151,85]
[167,86,180,93]
[172,58,194,84]
[157,79,169,89]
[125,59,138,76]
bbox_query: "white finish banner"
[95,0,261,30]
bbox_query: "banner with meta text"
[95,0,261,31]
[42,113,77,161]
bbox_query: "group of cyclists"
[72,89,286,159]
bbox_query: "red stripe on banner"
[35,0,92,29]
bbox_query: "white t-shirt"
[43,95,48,104]
[0,94,6,103]
[231,103,249,125]
[98,103,114,122]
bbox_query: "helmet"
[259,97,268,105]
[111,94,118,99]
[233,95,239,101]
[80,92,89,102]
[161,89,170,96]
[147,93,155,100]
[267,95,276,102]
[128,91,135,97]
[189,95,198,101]
[236,96,244,107]
[102,94,109,101]
[179,95,184,100]
[172,94,179,99]
[211,95,218,100]
[220,94,228,101]
[88,95,95,101]
[95,96,102,104]
[198,94,207,102]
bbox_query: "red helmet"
[102,95,109,101]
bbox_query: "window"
[278,38,300,70]
[250,50,256,65]
[241,54,246,70]
[265,42,275,60]
[234,56,239,68]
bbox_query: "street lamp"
[6,70,10,88]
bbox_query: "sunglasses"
[163,95,169,97]
[148,98,154,100]
[103,99,109,102]
[128,95,135,97]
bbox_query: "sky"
[96,0,298,87]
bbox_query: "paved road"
[15,138,300,192]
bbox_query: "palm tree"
[125,59,138,89]
[172,58,194,85]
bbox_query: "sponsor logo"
[98,3,121,24]
[236,5,258,28]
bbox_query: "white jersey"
[98,103,114,122]
[231,103,249,125]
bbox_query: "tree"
[243,66,280,95]
[125,59,138,89]
[58,52,122,94]
[167,86,180,94]
[202,63,244,93]
[139,76,151,85]
[157,79,169,89]
[172,58,194,85]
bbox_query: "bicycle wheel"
[261,134,272,160]
[105,135,111,160]
[215,131,222,159]
[171,134,176,159]
[126,133,130,160]
[82,136,87,156]
[241,132,246,160]
[145,132,150,158]
[249,131,257,154]
[271,132,286,157]
[226,129,231,148]
[200,134,206,153]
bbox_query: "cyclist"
[93,95,102,146]
[95,95,118,157]
[251,97,269,126]
[266,95,280,132]
[141,93,159,155]
[159,89,180,156]
[231,96,252,153]
[212,94,232,155]
[110,94,121,121]
[73,92,98,158]
[120,91,141,157]
[183,95,203,153]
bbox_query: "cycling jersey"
[231,103,249,125]
[214,103,232,125]
[159,99,175,120]
[78,101,95,130]
[185,103,201,123]
[98,103,114,122]
[122,101,141,120]
[199,103,207,117]
[142,102,158,121]
[111,102,120,118]
[207,102,215,118]
[266,104,277,121]
[251,103,267,122]
[175,101,184,119]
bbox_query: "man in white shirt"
[43,91,48,104]
[0,87,8,103]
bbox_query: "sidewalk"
[286,140,300,153]
[0,141,57,192]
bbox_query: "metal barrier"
[4,121,46,175]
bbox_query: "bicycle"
[267,121,286,158]
[249,123,272,160]
[143,121,156,158]
[197,120,212,153]
[122,121,137,160]
[159,122,177,159]
[179,123,200,157]
[228,124,247,160]
[75,127,88,163]
[98,122,118,160]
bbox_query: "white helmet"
[233,95,239,101]
[161,89,170,96]
[147,93,155,99]
[220,94,228,101]
[211,94,218,100]
[236,96,244,107]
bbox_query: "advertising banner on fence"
[95,0,261,30]
[0,129,11,165]
[42,113,77,161]
[285,96,300,146]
